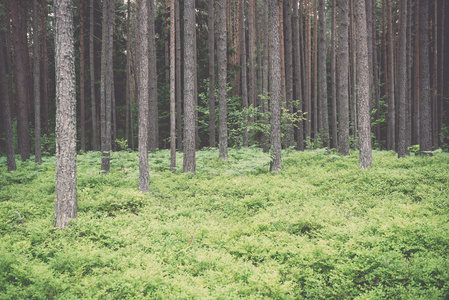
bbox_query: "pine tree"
[218,0,228,160]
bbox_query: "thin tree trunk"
[10,1,31,161]
[350,0,357,150]
[280,0,286,116]
[406,0,412,151]
[413,0,420,145]
[137,0,150,191]
[318,0,328,147]
[419,0,432,151]
[284,0,294,147]
[313,0,318,141]
[170,0,176,171]
[240,0,248,146]
[306,0,312,141]
[398,0,408,158]
[79,0,86,152]
[125,0,131,144]
[331,0,338,149]
[41,0,49,136]
[293,0,304,150]
[90,0,99,151]
[184,0,197,172]
[248,0,256,110]
[218,0,228,160]
[262,0,270,152]
[432,1,438,148]
[256,0,262,110]
[149,0,158,151]
[208,0,216,147]
[373,0,380,147]
[33,0,42,164]
[54,0,77,228]
[338,0,350,156]
[0,31,16,171]
[387,0,396,151]
[355,0,372,168]
[269,0,282,173]
[176,0,182,150]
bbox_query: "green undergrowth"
[0,148,448,299]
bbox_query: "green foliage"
[1,149,449,298]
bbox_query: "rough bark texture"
[149,0,159,151]
[183,0,197,172]
[0,31,16,171]
[137,0,150,191]
[90,0,99,151]
[54,0,77,228]
[125,0,131,144]
[10,1,31,161]
[176,0,182,150]
[262,0,270,153]
[208,0,216,147]
[331,0,338,149]
[313,0,318,140]
[355,0,372,168]
[293,0,304,150]
[386,0,395,151]
[413,0,420,145]
[269,0,282,173]
[284,0,294,147]
[33,0,42,164]
[419,0,432,151]
[318,0,329,146]
[248,0,256,118]
[170,0,176,172]
[41,0,49,136]
[240,0,248,147]
[79,0,86,152]
[398,0,408,158]
[338,0,350,156]
[218,0,228,160]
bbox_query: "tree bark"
[54,0,77,228]
[293,0,304,150]
[149,0,159,151]
[355,0,372,168]
[262,0,270,153]
[240,0,248,147]
[331,0,338,149]
[398,0,408,158]
[79,0,86,152]
[10,1,31,161]
[90,0,99,151]
[183,0,197,172]
[170,0,176,172]
[176,0,182,150]
[419,0,432,151]
[41,0,49,136]
[125,0,131,145]
[387,0,396,151]
[318,0,329,147]
[269,0,282,173]
[33,0,42,164]
[0,31,16,171]
[218,0,228,160]
[338,0,350,156]
[413,0,420,145]
[313,0,318,141]
[284,0,294,147]
[137,0,150,191]
[208,0,216,147]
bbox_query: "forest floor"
[1,148,449,299]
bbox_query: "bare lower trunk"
[398,0,408,158]
[318,0,329,147]
[33,0,42,164]
[208,0,216,147]
[218,0,228,160]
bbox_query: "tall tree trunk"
[406,0,412,151]
[248,0,256,110]
[313,0,318,141]
[432,1,438,148]
[125,0,131,145]
[41,0,49,136]
[398,0,408,158]
[218,0,228,160]
[240,0,248,147]
[387,0,396,151]
[149,0,158,151]
[262,0,270,152]
[331,0,338,149]
[256,0,262,110]
[284,0,294,147]
[137,0,150,191]
[373,0,380,147]
[54,0,77,228]
[350,0,357,150]
[176,0,182,150]
[355,0,372,168]
[208,0,216,147]
[184,0,197,172]
[33,0,42,164]
[419,0,432,151]
[269,0,282,173]
[170,0,176,171]
[318,0,329,147]
[90,0,99,151]
[338,0,350,156]
[79,0,86,152]
[293,0,304,150]
[413,0,420,145]
[10,1,31,161]
[0,31,16,171]
[306,0,312,141]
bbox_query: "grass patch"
[1,148,449,299]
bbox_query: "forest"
[1,0,449,298]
